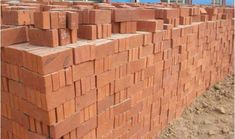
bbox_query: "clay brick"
[112,99,131,115]
[5,63,20,81]
[59,70,65,87]
[70,29,78,43]
[50,11,59,29]
[78,25,97,40]
[52,71,60,91]
[81,75,96,92]
[140,44,154,58]
[28,28,59,47]
[137,9,155,20]
[171,27,181,39]
[66,11,78,29]
[127,21,137,33]
[112,22,120,33]
[137,19,163,32]
[95,40,115,58]
[72,61,94,81]
[56,105,65,122]
[96,69,115,87]
[50,112,80,138]
[155,8,179,19]
[34,11,50,29]
[2,10,31,25]
[120,22,127,34]
[102,24,108,38]
[73,44,95,64]
[97,95,114,114]
[58,12,67,28]
[128,58,146,74]
[89,9,111,24]
[76,117,97,138]
[23,45,73,74]
[76,90,96,110]
[1,4,234,139]
[63,99,75,118]
[115,75,133,92]
[112,9,131,22]
[109,51,128,69]
[97,24,103,39]
[58,29,71,46]
[1,26,28,47]
[65,67,73,85]
[179,7,190,16]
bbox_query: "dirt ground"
[159,75,234,139]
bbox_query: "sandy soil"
[159,75,234,139]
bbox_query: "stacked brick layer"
[1,2,234,139]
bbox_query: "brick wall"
[1,2,234,139]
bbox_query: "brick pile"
[1,1,234,139]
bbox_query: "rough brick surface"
[1,2,234,139]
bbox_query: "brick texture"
[1,2,234,139]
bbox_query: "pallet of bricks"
[1,1,234,139]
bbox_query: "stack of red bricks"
[1,1,234,139]
[29,11,79,47]
[76,9,112,40]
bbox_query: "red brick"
[115,75,133,92]
[137,9,155,20]
[58,29,71,46]
[70,29,78,43]
[2,10,31,25]
[112,22,120,33]
[89,9,111,24]
[112,9,131,22]
[81,75,96,92]
[109,51,128,69]
[76,117,97,138]
[5,63,20,81]
[153,31,164,43]
[56,105,64,122]
[65,67,73,85]
[102,24,108,38]
[49,112,80,138]
[155,8,179,19]
[72,61,94,81]
[1,26,28,47]
[66,11,78,29]
[34,11,50,29]
[179,7,190,16]
[112,99,131,115]
[78,25,97,40]
[137,19,163,32]
[73,44,95,64]
[58,12,66,28]
[63,99,75,118]
[50,11,59,29]
[97,95,114,114]
[140,44,154,58]
[58,69,66,88]
[97,24,103,39]
[42,85,75,110]
[52,71,60,91]
[95,40,115,58]
[128,58,146,74]
[76,90,96,110]
[120,22,127,34]
[28,28,59,47]
[34,47,73,74]
[96,69,115,87]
